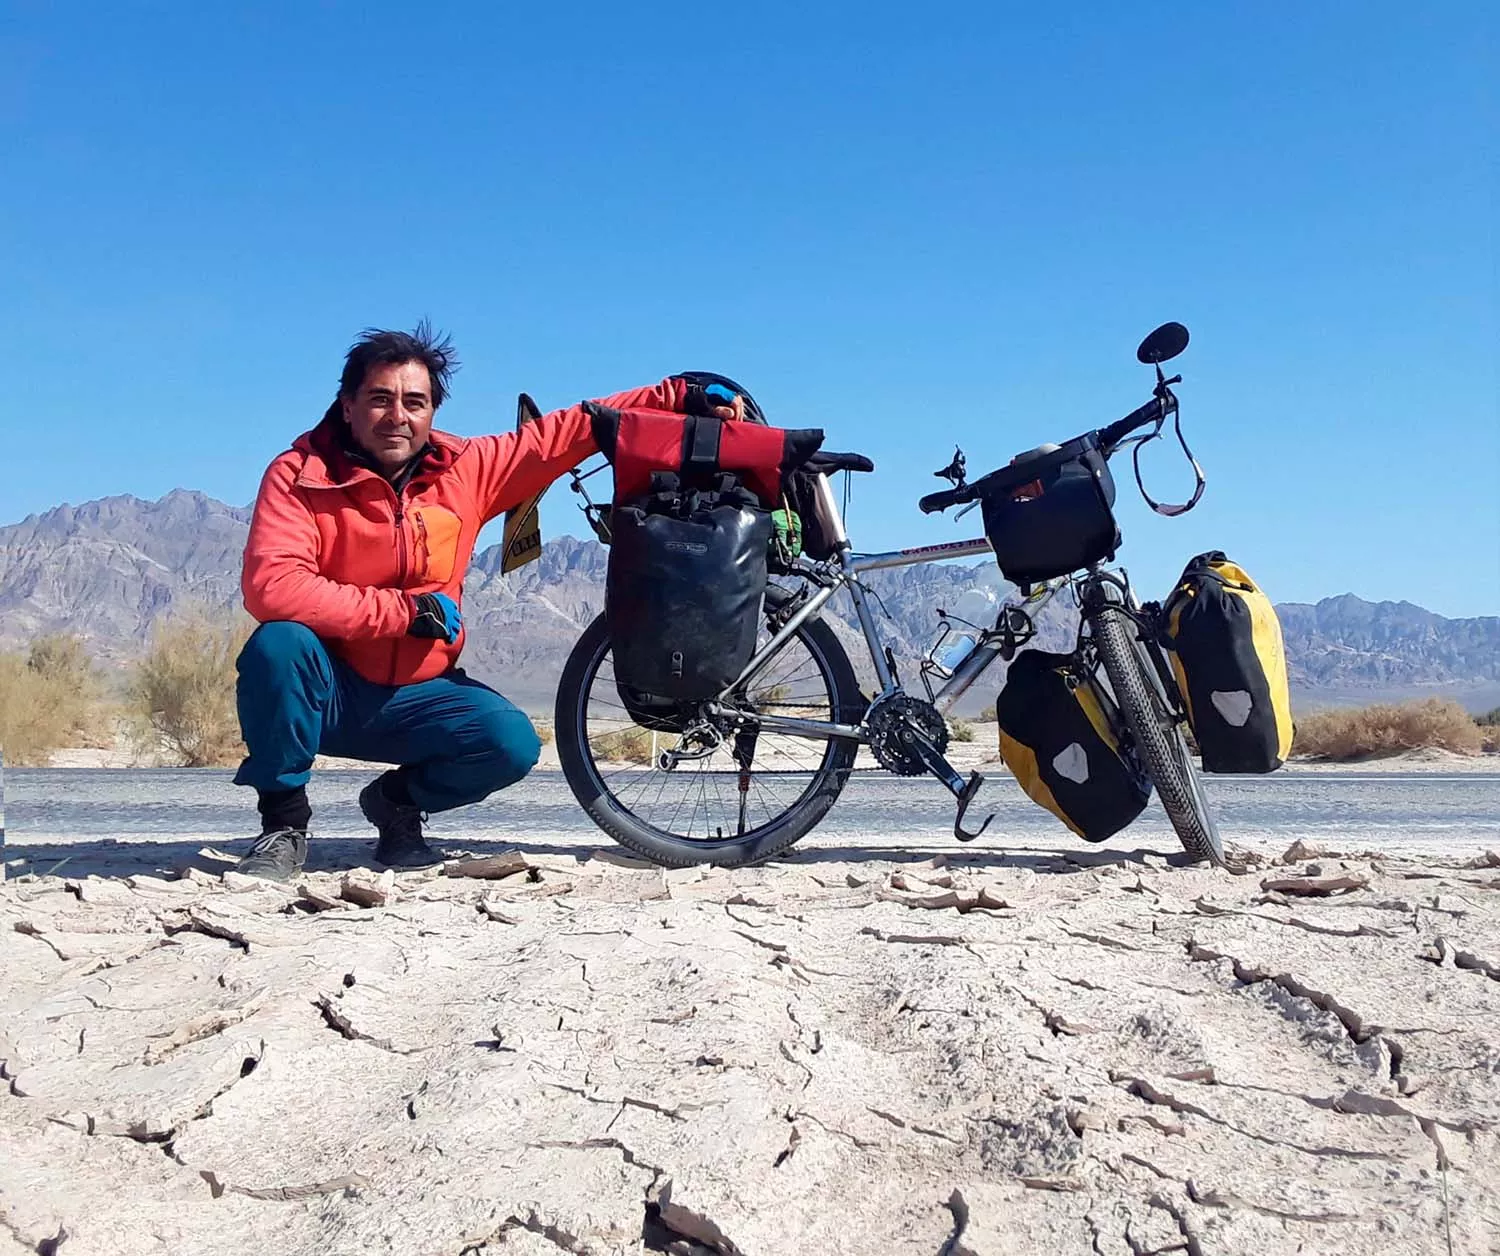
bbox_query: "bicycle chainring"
[867,695,950,776]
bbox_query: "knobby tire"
[1091,604,1225,866]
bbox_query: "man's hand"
[683,381,746,423]
[408,592,462,644]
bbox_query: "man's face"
[342,360,435,471]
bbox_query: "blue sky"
[2,1,1495,615]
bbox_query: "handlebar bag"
[980,437,1120,585]
[996,649,1152,842]
[1159,552,1293,773]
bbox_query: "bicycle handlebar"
[918,389,1174,515]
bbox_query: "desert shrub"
[130,612,253,767]
[1292,698,1483,760]
[949,718,976,743]
[533,720,555,747]
[1477,707,1500,725]
[1477,708,1500,753]
[0,653,71,765]
[977,703,997,723]
[0,634,104,765]
[591,727,673,764]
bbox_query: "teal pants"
[232,621,541,813]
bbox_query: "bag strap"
[681,415,723,477]
[1131,406,1206,517]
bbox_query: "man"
[233,323,741,880]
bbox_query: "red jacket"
[241,378,691,685]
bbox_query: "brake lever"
[954,500,979,522]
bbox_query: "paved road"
[4,767,1496,873]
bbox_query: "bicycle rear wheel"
[555,593,862,867]
[1090,603,1225,866]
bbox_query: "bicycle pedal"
[954,771,995,843]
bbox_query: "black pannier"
[996,649,1152,842]
[606,485,774,702]
[979,435,1120,586]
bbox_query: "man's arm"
[465,377,693,521]
[241,457,414,639]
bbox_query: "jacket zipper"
[390,491,409,686]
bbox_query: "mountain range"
[2,490,1496,716]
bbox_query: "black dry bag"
[996,649,1152,842]
[605,494,774,703]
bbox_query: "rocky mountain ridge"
[2,491,1496,713]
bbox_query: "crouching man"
[233,323,740,879]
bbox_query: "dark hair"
[338,319,459,407]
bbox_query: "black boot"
[359,775,444,869]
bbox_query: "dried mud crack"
[1,843,1496,1253]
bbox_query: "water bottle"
[926,583,1001,674]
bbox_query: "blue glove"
[682,381,741,417]
[408,592,462,644]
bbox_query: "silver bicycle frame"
[726,472,1067,742]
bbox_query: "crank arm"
[905,729,996,842]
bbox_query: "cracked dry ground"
[2,843,1498,1255]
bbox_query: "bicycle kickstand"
[906,729,997,843]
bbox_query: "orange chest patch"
[409,504,464,587]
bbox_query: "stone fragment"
[1258,873,1369,896]
[443,852,531,880]
[295,882,347,912]
[1278,839,1334,864]
[339,869,396,908]
[585,849,655,870]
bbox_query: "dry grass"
[534,721,555,747]
[592,727,669,764]
[1292,698,1485,761]
[949,718,976,743]
[129,612,254,767]
[1478,708,1500,754]
[0,634,105,766]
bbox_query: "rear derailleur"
[656,722,723,771]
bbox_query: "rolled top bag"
[589,405,823,707]
[995,649,1152,842]
[1159,551,1293,773]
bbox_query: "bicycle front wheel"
[1090,603,1225,866]
[555,597,862,868]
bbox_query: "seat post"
[808,472,848,549]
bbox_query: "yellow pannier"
[1160,552,1293,773]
